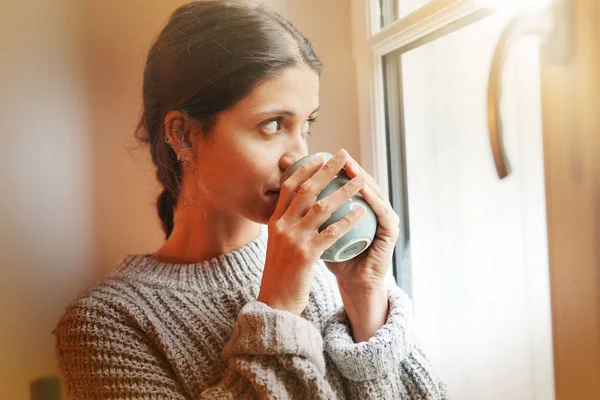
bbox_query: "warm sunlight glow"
[478,0,553,13]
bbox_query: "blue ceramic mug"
[280,152,377,262]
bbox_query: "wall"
[0,0,96,399]
[0,1,359,398]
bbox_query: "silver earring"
[165,135,171,144]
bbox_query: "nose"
[279,152,308,173]
[279,130,310,173]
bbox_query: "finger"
[284,149,351,220]
[299,173,366,231]
[343,157,388,201]
[312,204,366,252]
[360,184,400,233]
[272,154,326,220]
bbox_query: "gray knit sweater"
[54,226,448,399]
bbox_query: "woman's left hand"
[323,153,400,342]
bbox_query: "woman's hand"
[323,153,400,342]
[258,149,368,315]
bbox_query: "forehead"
[237,66,320,114]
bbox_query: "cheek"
[234,146,277,184]
[200,158,268,198]
[235,160,272,192]
[196,134,279,198]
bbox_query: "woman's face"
[190,65,320,224]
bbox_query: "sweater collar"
[111,225,267,292]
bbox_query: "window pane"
[385,10,551,399]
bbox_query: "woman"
[54,1,448,398]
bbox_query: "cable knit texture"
[54,225,448,399]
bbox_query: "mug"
[280,152,377,262]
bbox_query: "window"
[353,1,555,398]
[379,0,436,28]
[361,0,492,298]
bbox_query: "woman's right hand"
[257,149,368,315]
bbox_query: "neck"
[152,201,262,264]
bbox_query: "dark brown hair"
[134,1,322,239]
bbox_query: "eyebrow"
[260,107,319,117]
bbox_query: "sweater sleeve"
[54,298,338,400]
[323,285,449,399]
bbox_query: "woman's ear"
[164,110,193,150]
[164,110,200,169]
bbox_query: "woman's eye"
[262,119,281,135]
